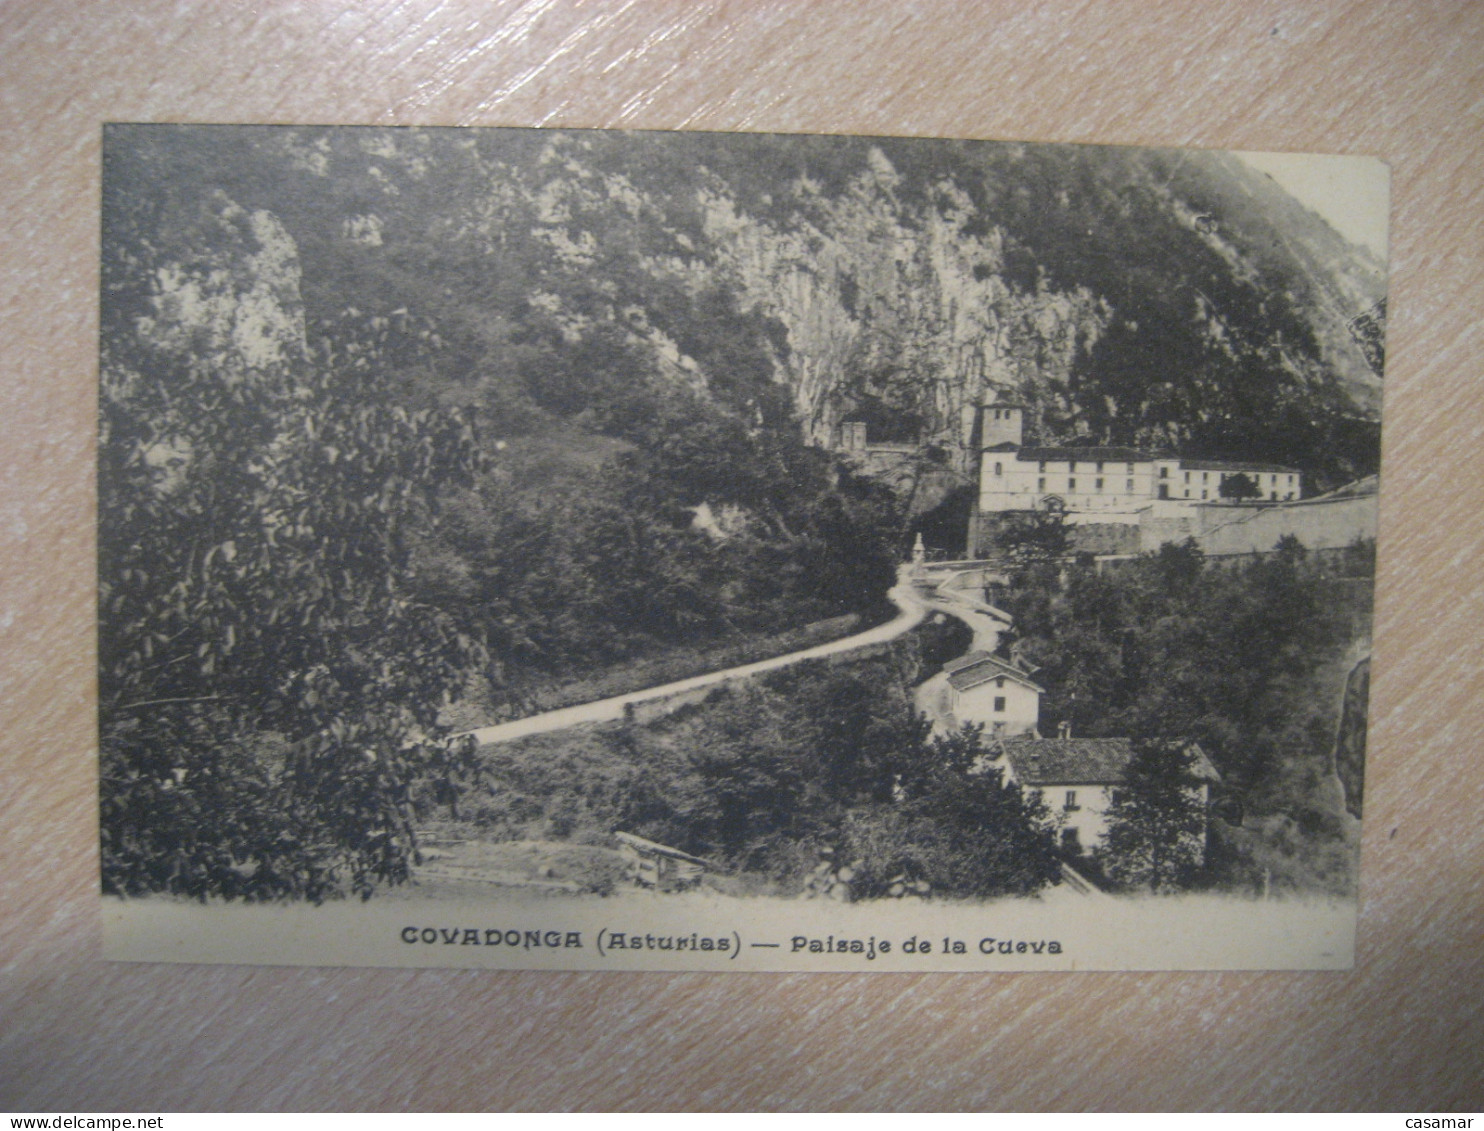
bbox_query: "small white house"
[938,652,1043,736]
[994,735,1220,856]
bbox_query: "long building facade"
[976,400,1300,517]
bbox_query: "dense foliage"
[836,724,1063,900]
[1000,537,1372,893]
[461,651,1061,899]
[1098,740,1211,892]
[98,192,485,899]
[419,393,901,718]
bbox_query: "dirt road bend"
[461,568,931,747]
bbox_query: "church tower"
[969,396,1026,557]
[980,398,1024,450]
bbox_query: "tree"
[1099,740,1209,892]
[993,508,1069,569]
[1153,537,1205,593]
[839,723,1062,899]
[1219,471,1262,501]
[98,182,484,901]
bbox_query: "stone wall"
[974,490,1379,560]
[1180,493,1378,556]
[1067,522,1142,556]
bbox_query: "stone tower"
[968,396,1026,558]
[980,398,1024,450]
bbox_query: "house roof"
[981,445,1301,476]
[614,831,712,867]
[1178,458,1300,475]
[942,649,996,675]
[944,652,1045,694]
[1014,446,1157,463]
[998,736,1220,786]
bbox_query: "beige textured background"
[2,0,1481,1111]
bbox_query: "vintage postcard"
[99,125,1386,970]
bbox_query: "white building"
[976,399,1300,516]
[992,735,1220,857]
[936,651,1043,736]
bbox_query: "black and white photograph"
[98,124,1387,970]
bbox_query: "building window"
[1068,477,1076,490]
[996,677,1005,687]
[1095,477,1104,491]
[1037,477,1046,491]
[994,461,1003,476]
[1203,472,1210,482]
[1069,461,1077,473]
[1184,471,1190,483]
[1126,478,1134,492]
[993,696,1006,713]
[1061,827,1081,852]
[1064,790,1079,811]
[1159,467,1169,479]
[1096,461,1104,472]
[1039,460,1047,473]
[1201,489,1208,500]
[1127,462,1135,474]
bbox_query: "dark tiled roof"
[1178,458,1300,475]
[1001,736,1134,784]
[945,652,1044,694]
[1014,446,1157,462]
[999,737,1220,785]
[942,649,995,675]
[981,445,1302,476]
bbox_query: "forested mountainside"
[109,126,1384,474]
[102,125,1384,673]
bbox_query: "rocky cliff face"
[697,151,1106,468]
[134,194,308,377]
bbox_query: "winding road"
[461,567,932,747]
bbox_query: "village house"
[935,650,1043,736]
[990,733,1221,857]
[925,640,1222,860]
